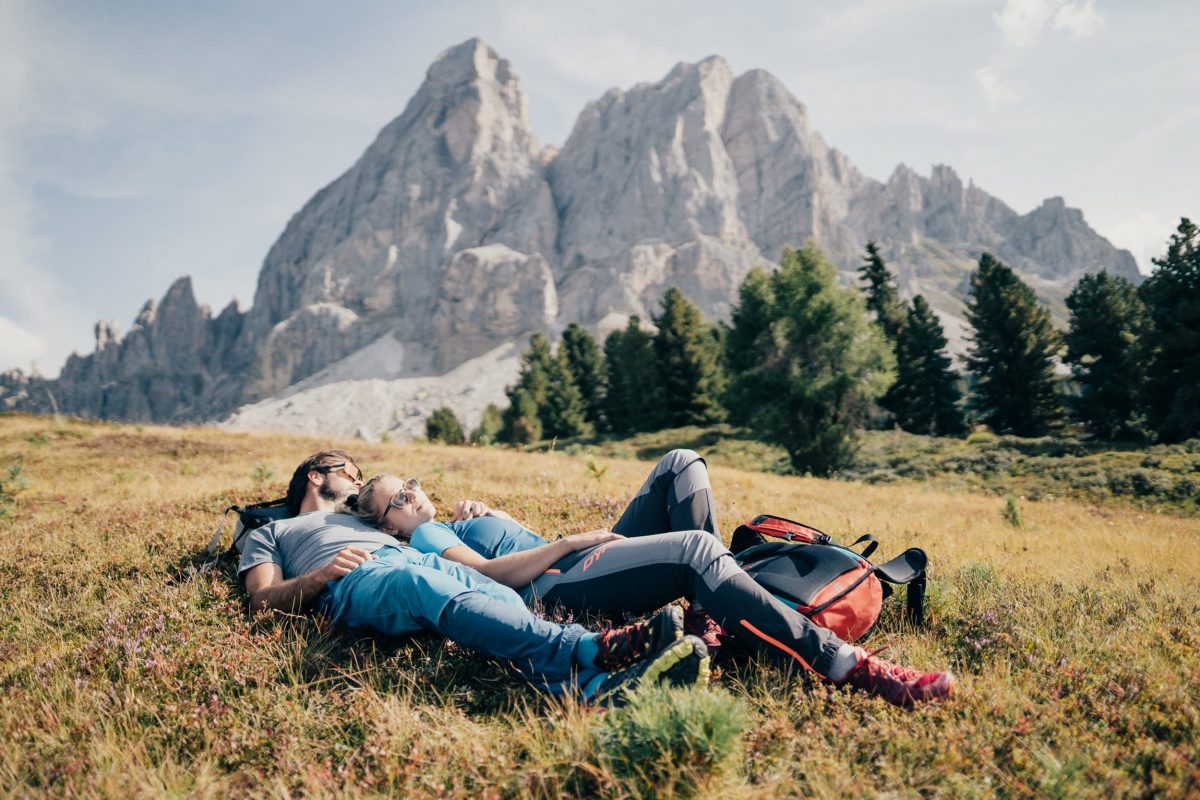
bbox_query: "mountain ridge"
[0,37,1139,437]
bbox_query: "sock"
[581,671,609,699]
[827,644,866,683]
[575,633,601,670]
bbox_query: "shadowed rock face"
[3,37,1140,428]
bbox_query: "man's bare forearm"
[249,570,330,613]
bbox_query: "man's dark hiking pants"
[534,449,845,676]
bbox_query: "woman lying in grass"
[351,450,955,709]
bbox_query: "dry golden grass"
[1,413,1197,797]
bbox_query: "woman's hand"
[451,500,516,523]
[563,528,625,551]
[451,499,492,521]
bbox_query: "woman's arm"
[451,499,517,525]
[439,529,623,588]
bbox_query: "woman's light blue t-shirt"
[410,516,548,559]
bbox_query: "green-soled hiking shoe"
[593,634,710,707]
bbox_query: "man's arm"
[243,547,378,612]
[439,529,623,588]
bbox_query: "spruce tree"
[965,253,1063,436]
[560,323,607,431]
[425,407,465,444]
[541,350,593,439]
[1139,218,1200,442]
[652,288,726,427]
[890,295,964,436]
[723,268,775,425]
[501,333,553,444]
[728,244,894,475]
[858,242,906,342]
[604,317,660,434]
[1065,271,1147,439]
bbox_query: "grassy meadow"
[1,413,1198,798]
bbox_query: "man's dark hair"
[286,449,358,514]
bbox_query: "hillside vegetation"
[558,425,1200,517]
[1,414,1198,797]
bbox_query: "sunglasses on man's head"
[387,478,422,512]
[319,462,362,483]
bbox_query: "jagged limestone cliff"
[1,38,1140,436]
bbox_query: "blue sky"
[1,0,1197,375]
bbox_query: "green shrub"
[426,407,466,445]
[966,430,997,445]
[595,686,747,799]
[470,403,504,446]
[1003,495,1023,528]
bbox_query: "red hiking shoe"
[839,649,955,709]
[683,605,725,660]
[595,606,684,672]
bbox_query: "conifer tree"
[560,323,607,431]
[890,295,964,436]
[470,403,504,445]
[1064,271,1147,439]
[724,268,775,424]
[541,350,593,439]
[1139,218,1200,442]
[652,288,727,427]
[965,253,1063,436]
[501,333,553,444]
[728,244,894,475]
[504,390,541,445]
[858,242,906,342]
[604,317,660,434]
[425,407,465,444]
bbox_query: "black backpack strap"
[875,548,928,628]
[874,548,926,583]
[848,534,878,560]
[906,572,926,628]
[730,524,767,555]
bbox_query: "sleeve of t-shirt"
[409,521,467,556]
[237,523,283,582]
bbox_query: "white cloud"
[0,316,47,373]
[976,66,1021,110]
[1102,211,1177,275]
[994,0,1104,47]
[497,2,679,92]
[1052,0,1104,38]
[0,0,76,377]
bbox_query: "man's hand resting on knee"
[245,547,379,613]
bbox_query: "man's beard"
[318,481,350,506]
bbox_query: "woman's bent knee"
[661,449,703,471]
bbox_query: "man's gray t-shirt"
[237,511,400,581]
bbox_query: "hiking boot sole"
[638,635,710,691]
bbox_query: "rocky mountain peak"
[4,42,1142,435]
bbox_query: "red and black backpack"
[731,514,927,642]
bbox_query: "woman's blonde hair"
[351,474,395,530]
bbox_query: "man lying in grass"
[238,450,708,705]
[352,450,956,710]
